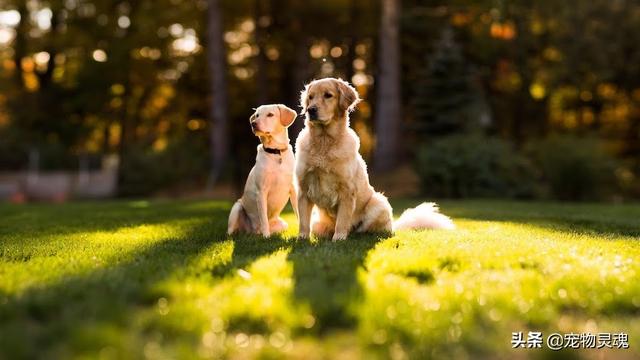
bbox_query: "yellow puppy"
[228,104,298,237]
[295,78,454,241]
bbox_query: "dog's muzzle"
[307,107,319,121]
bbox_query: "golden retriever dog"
[228,104,299,236]
[295,78,454,241]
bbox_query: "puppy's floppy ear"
[336,78,361,113]
[277,104,297,127]
[299,83,311,115]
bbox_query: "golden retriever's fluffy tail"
[393,202,455,231]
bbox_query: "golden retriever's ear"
[336,78,361,113]
[278,104,297,127]
[299,84,310,115]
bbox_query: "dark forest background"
[1,0,639,201]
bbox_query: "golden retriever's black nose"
[307,106,318,119]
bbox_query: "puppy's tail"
[227,200,246,235]
[393,202,455,231]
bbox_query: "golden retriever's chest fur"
[303,168,340,212]
[296,127,360,215]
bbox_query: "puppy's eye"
[267,113,274,117]
[308,95,314,100]
[324,92,333,99]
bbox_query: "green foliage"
[528,135,620,201]
[118,138,208,196]
[1,200,640,358]
[0,134,102,171]
[2,0,640,198]
[412,28,480,136]
[416,135,539,198]
[0,129,28,170]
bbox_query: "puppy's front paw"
[332,232,348,242]
[298,233,310,240]
[261,230,271,238]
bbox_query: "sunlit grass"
[0,199,639,359]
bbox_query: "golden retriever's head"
[250,104,297,137]
[300,78,360,125]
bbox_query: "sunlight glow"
[34,51,50,65]
[169,23,184,37]
[65,0,79,11]
[240,19,255,33]
[138,47,162,60]
[530,83,546,100]
[0,27,15,44]
[309,44,324,59]
[187,119,204,131]
[266,47,280,60]
[34,8,52,30]
[117,15,130,29]
[33,51,50,72]
[0,10,20,26]
[352,73,368,86]
[92,49,107,62]
[172,32,200,55]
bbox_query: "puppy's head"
[249,104,297,138]
[300,78,360,125]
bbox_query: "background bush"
[118,138,208,197]
[416,135,539,198]
[528,135,619,201]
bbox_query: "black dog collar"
[264,147,286,155]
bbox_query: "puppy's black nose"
[307,106,318,119]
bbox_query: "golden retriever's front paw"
[332,233,348,242]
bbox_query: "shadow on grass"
[211,233,290,278]
[0,200,227,242]
[209,229,389,334]
[287,233,387,333]
[3,201,354,358]
[0,206,229,359]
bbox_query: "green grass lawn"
[1,199,639,359]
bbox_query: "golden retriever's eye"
[308,95,314,100]
[324,92,333,99]
[267,113,274,117]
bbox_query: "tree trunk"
[254,0,269,104]
[276,0,308,142]
[206,0,230,187]
[344,0,358,82]
[373,0,401,172]
[288,36,308,141]
[13,3,28,87]
[35,6,59,89]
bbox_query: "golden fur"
[295,78,454,241]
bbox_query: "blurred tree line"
[0,0,639,199]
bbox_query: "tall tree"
[373,0,401,172]
[206,0,230,186]
[412,27,478,136]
